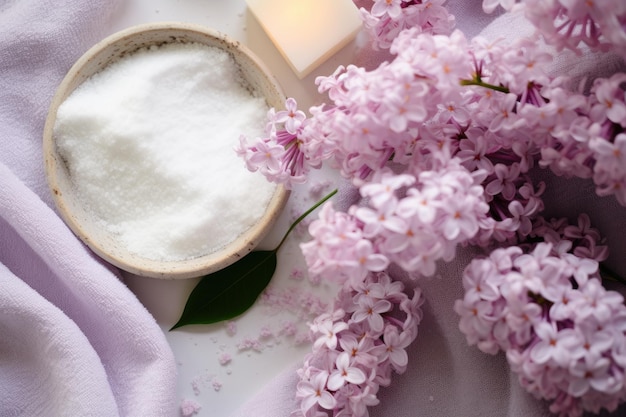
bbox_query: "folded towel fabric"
[0,1,178,416]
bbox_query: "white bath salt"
[54,42,276,261]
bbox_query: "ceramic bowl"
[43,22,289,279]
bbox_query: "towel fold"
[0,1,178,416]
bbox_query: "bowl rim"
[43,22,290,279]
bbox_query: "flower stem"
[275,188,338,251]
[460,78,510,94]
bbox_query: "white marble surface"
[111,2,358,415]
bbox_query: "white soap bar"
[246,0,362,79]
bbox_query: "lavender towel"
[0,1,177,416]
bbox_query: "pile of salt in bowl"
[53,42,277,262]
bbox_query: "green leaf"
[170,188,338,331]
[170,250,277,329]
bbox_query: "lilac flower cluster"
[300,157,490,285]
[455,215,625,416]
[527,72,626,206]
[293,272,423,417]
[482,0,626,55]
[356,0,455,50]
[234,0,626,415]
[235,97,323,189]
[238,23,626,209]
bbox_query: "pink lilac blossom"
[234,1,626,415]
[529,214,609,263]
[455,217,626,417]
[357,0,455,50]
[235,98,322,189]
[523,0,626,55]
[525,72,626,206]
[481,0,626,56]
[294,272,423,417]
[287,24,625,416]
[587,74,626,205]
[301,158,493,286]
[239,24,618,215]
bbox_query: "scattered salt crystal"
[191,372,224,394]
[280,320,297,337]
[289,267,305,281]
[237,337,263,352]
[258,325,274,339]
[218,352,232,366]
[212,377,223,392]
[54,42,275,261]
[225,321,238,336]
[294,332,312,345]
[309,180,332,199]
[191,378,202,396]
[308,273,322,285]
[260,288,278,307]
[289,206,312,237]
[180,398,202,417]
[260,286,328,318]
